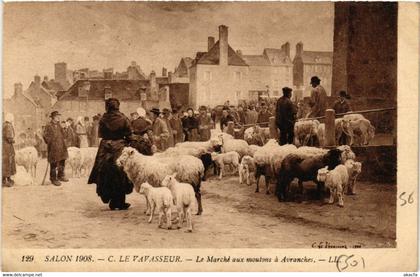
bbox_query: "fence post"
[226,121,235,136]
[325,109,336,147]
[269,116,278,139]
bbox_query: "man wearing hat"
[197,106,213,141]
[169,109,184,144]
[220,106,235,131]
[275,87,297,145]
[257,102,272,128]
[333,90,352,115]
[149,108,169,151]
[308,76,327,118]
[43,111,69,186]
[162,108,174,148]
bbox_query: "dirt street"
[3,159,396,249]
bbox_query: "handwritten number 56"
[399,192,414,206]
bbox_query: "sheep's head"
[116,147,136,167]
[210,152,218,161]
[317,167,329,182]
[337,145,356,162]
[354,161,362,174]
[139,182,151,194]
[161,173,177,188]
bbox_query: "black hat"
[199,105,207,111]
[50,111,61,118]
[105,98,120,112]
[282,87,293,95]
[150,108,161,115]
[66,117,73,122]
[310,76,321,84]
[339,90,351,99]
[162,108,171,115]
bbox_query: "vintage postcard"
[1,1,418,273]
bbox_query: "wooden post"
[269,116,278,139]
[325,109,336,147]
[226,121,235,136]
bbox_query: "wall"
[4,94,44,134]
[302,64,333,97]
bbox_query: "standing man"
[257,102,272,128]
[220,107,235,131]
[149,108,169,151]
[3,113,16,187]
[170,110,184,144]
[43,111,69,186]
[275,87,297,145]
[197,106,213,141]
[182,108,199,141]
[162,108,174,148]
[308,76,327,118]
[333,90,352,114]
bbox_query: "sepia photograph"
[1,1,418,273]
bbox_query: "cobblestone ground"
[3,159,396,249]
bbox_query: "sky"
[3,2,334,98]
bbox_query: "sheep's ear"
[128,148,135,155]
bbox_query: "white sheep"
[336,145,356,162]
[317,165,349,207]
[248,145,262,157]
[15,146,38,178]
[344,160,362,195]
[161,173,195,232]
[12,165,34,186]
[294,120,320,146]
[293,146,328,159]
[139,182,173,229]
[350,118,375,146]
[159,146,207,158]
[67,147,82,177]
[343,113,366,122]
[221,138,250,158]
[175,138,221,153]
[239,155,256,185]
[80,147,98,176]
[116,147,204,214]
[335,118,354,146]
[270,144,298,173]
[211,151,240,180]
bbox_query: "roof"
[241,55,270,66]
[301,51,333,65]
[182,57,193,69]
[58,79,150,101]
[11,90,42,108]
[42,80,64,92]
[194,41,248,66]
[263,48,292,65]
[156,77,169,85]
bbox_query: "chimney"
[131,61,137,67]
[208,36,215,51]
[283,42,290,58]
[219,25,228,66]
[162,67,167,77]
[14,83,23,95]
[296,42,303,57]
[168,71,173,83]
[236,50,242,57]
[149,70,157,99]
[34,75,41,85]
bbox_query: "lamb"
[15,146,38,178]
[343,113,366,122]
[317,165,349,207]
[139,182,173,229]
[350,118,375,146]
[344,160,362,195]
[161,173,196,232]
[239,155,256,185]
[248,145,262,157]
[211,151,240,180]
[12,165,34,186]
[294,120,320,146]
[335,118,354,146]
[162,146,207,158]
[293,146,328,159]
[67,147,82,177]
[276,148,343,202]
[116,147,204,215]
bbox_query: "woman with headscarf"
[75,116,88,148]
[3,113,16,187]
[88,98,133,210]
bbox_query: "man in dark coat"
[182,108,199,141]
[3,113,16,187]
[170,110,184,144]
[197,106,213,141]
[257,102,273,127]
[275,87,297,145]
[88,98,133,210]
[43,111,69,186]
[220,107,235,131]
[333,90,352,114]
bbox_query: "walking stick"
[41,162,49,186]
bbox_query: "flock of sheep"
[11,113,369,232]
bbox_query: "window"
[235,71,242,81]
[204,71,212,81]
[236,90,241,100]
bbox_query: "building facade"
[293,42,333,98]
[189,25,249,108]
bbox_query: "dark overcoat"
[275,96,297,129]
[88,110,133,203]
[43,121,68,163]
[2,121,16,177]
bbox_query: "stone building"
[54,62,73,90]
[293,42,333,98]
[242,43,293,101]
[25,75,58,112]
[189,25,249,108]
[3,83,44,134]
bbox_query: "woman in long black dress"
[88,98,134,210]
